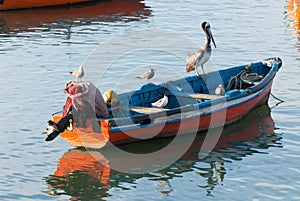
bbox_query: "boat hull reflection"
[287,0,300,30]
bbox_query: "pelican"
[70,65,84,82]
[186,22,216,76]
[137,68,156,80]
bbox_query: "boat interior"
[104,61,271,126]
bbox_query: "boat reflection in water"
[0,0,151,36]
[286,0,300,30]
[286,0,300,54]
[44,104,282,199]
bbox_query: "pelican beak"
[208,28,216,48]
[211,34,216,48]
[206,27,217,48]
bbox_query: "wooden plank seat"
[130,106,169,114]
[188,93,222,100]
[128,105,195,124]
[165,91,222,100]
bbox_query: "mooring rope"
[270,92,285,103]
[226,69,247,91]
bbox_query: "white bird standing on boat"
[151,94,168,108]
[137,68,156,80]
[186,21,217,76]
[215,84,225,95]
[70,65,84,82]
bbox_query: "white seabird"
[70,65,84,82]
[215,84,225,95]
[137,68,156,80]
[151,94,168,108]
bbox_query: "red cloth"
[61,81,110,118]
[62,97,72,117]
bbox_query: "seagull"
[215,84,225,95]
[70,65,84,82]
[137,68,156,80]
[151,94,168,108]
[186,22,217,76]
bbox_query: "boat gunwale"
[95,59,280,128]
[103,81,273,133]
[51,57,282,148]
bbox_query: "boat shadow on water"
[44,104,283,199]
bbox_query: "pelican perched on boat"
[186,21,216,76]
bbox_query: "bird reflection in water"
[44,105,282,199]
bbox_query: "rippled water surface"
[0,0,300,200]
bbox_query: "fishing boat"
[49,57,282,149]
[0,0,94,10]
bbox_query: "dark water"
[0,0,300,200]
